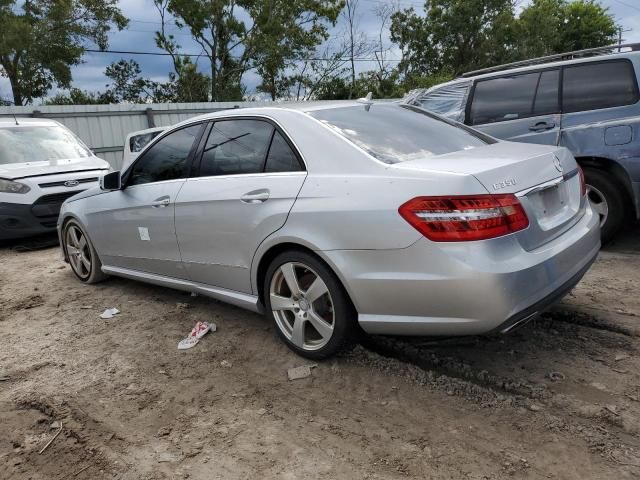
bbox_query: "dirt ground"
[1,227,639,480]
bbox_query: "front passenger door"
[174,119,307,293]
[88,124,204,277]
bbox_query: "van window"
[562,61,638,113]
[417,82,470,117]
[470,70,559,125]
[534,70,560,115]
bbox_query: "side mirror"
[100,171,122,191]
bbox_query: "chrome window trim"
[184,171,307,182]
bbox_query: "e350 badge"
[492,178,517,190]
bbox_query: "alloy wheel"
[65,225,92,280]
[587,184,609,228]
[269,262,335,351]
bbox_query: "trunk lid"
[393,142,586,250]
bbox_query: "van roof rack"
[461,43,640,78]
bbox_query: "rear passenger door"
[174,118,307,293]
[467,69,561,146]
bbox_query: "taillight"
[577,165,587,196]
[398,194,529,242]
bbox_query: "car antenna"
[356,92,374,111]
[12,113,19,126]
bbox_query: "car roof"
[0,117,61,128]
[126,126,167,137]
[414,50,640,94]
[174,101,393,128]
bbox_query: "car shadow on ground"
[0,232,59,252]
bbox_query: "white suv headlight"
[0,178,31,194]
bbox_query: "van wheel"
[584,168,625,245]
[63,220,107,284]
[264,250,356,360]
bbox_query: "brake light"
[399,194,529,242]
[577,165,587,196]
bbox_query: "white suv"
[0,118,110,240]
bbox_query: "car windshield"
[308,104,493,164]
[0,125,92,165]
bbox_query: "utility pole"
[618,26,632,51]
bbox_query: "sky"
[1,0,640,103]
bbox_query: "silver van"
[404,44,640,243]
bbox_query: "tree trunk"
[10,76,23,106]
[211,60,216,102]
[3,58,23,105]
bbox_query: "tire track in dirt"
[349,342,640,472]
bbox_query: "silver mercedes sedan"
[58,102,600,359]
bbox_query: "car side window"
[533,69,559,115]
[128,125,201,186]
[562,61,639,113]
[199,120,274,176]
[265,131,303,172]
[470,71,557,125]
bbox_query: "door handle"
[151,196,171,208]
[529,121,556,132]
[241,190,270,204]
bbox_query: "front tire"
[264,250,356,360]
[63,220,107,284]
[584,168,626,245]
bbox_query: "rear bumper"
[489,253,596,334]
[322,204,600,336]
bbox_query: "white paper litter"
[287,364,318,380]
[100,307,120,319]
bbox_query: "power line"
[84,48,402,62]
[612,0,640,13]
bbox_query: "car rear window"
[0,125,92,165]
[308,104,491,164]
[562,60,639,113]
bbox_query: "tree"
[341,0,371,99]
[154,0,210,102]
[390,0,516,78]
[390,0,617,82]
[158,0,342,101]
[100,60,175,103]
[44,88,110,105]
[370,3,396,98]
[0,0,127,105]
[254,1,342,101]
[284,38,357,101]
[516,0,616,57]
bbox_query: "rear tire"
[62,220,107,284]
[264,250,357,360]
[584,168,626,245]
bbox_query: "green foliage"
[517,0,617,57]
[44,88,110,105]
[171,59,210,102]
[404,71,455,91]
[0,0,127,105]
[159,0,342,101]
[390,0,617,78]
[391,0,516,77]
